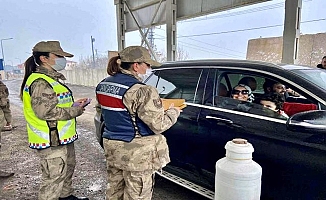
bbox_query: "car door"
[198,68,326,200]
[146,67,211,185]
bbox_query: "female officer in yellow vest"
[20,41,89,200]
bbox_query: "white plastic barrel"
[214,138,262,200]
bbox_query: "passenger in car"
[231,84,254,102]
[263,80,300,99]
[238,76,257,91]
[259,92,288,118]
[263,80,286,96]
[231,84,255,112]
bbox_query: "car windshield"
[291,69,326,89]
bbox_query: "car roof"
[158,59,315,71]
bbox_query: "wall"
[58,50,118,86]
[60,68,107,87]
[246,32,326,66]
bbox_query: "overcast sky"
[0,0,325,65]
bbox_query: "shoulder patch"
[153,98,163,109]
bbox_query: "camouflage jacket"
[101,69,180,171]
[29,66,83,146]
[0,81,9,106]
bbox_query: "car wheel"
[99,121,105,148]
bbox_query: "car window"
[291,68,326,89]
[145,68,208,104]
[205,69,318,120]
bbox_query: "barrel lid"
[225,138,254,154]
[232,138,248,144]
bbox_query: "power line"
[178,40,242,58]
[183,37,246,55]
[152,17,325,58]
[155,29,246,56]
[155,35,243,58]
[177,18,326,38]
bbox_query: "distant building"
[65,60,77,70]
[246,32,326,67]
[108,51,118,59]
[17,63,24,69]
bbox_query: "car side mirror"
[286,110,326,134]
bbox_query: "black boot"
[0,170,14,178]
[59,195,89,200]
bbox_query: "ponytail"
[107,55,134,76]
[107,56,121,76]
[20,52,49,100]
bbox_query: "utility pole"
[91,36,95,67]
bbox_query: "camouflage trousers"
[36,143,76,200]
[0,100,12,125]
[105,166,155,200]
[103,136,170,200]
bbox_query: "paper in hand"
[161,98,186,110]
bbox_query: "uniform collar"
[35,66,66,81]
[120,68,142,82]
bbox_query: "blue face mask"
[51,57,67,71]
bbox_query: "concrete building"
[247,32,326,67]
[65,60,77,70]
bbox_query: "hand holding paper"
[161,98,186,111]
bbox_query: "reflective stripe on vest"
[23,73,77,149]
[96,73,154,142]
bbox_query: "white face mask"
[51,57,67,71]
[138,68,153,81]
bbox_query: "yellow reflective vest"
[23,73,77,149]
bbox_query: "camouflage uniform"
[0,81,11,131]
[0,81,6,146]
[0,80,14,177]
[102,68,180,200]
[28,66,84,200]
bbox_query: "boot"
[0,170,14,178]
[59,195,89,200]
[3,124,12,131]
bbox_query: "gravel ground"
[0,79,208,200]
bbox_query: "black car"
[94,59,326,200]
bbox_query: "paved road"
[2,78,209,200]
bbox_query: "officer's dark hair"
[20,52,49,100]
[107,55,134,76]
[322,56,326,60]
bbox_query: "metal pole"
[91,36,95,67]
[1,40,4,68]
[0,38,13,68]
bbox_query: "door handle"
[206,116,233,124]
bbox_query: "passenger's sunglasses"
[232,89,249,95]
